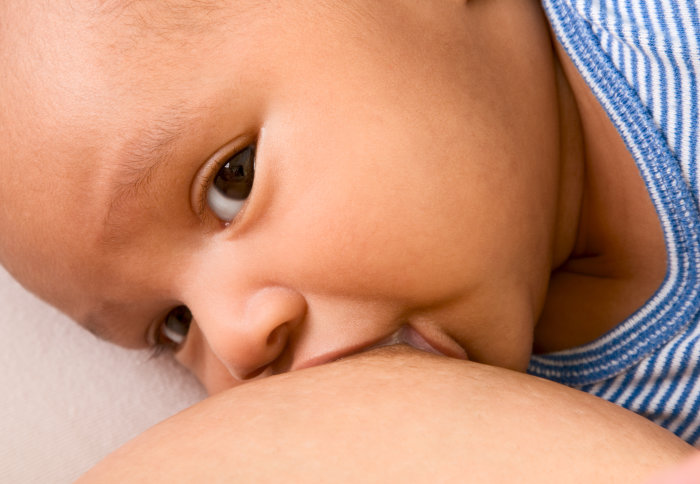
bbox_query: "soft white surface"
[0,267,206,483]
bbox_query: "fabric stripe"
[529,0,700,445]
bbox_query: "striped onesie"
[528,0,700,444]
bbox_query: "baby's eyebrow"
[110,104,195,197]
[100,103,204,244]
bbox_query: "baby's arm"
[79,346,692,483]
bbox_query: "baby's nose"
[195,288,307,381]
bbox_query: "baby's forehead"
[2,0,426,311]
[3,0,239,68]
[0,0,233,292]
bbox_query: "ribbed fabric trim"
[528,0,700,385]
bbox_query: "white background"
[0,266,206,482]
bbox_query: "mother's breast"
[78,346,692,484]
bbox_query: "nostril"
[239,324,290,381]
[266,323,289,347]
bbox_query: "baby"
[2,0,699,446]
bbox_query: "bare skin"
[78,347,693,483]
[0,1,688,481]
[0,0,665,394]
[0,0,680,478]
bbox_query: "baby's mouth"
[360,325,448,357]
[292,324,467,372]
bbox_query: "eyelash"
[194,168,215,222]
[148,323,172,358]
[148,344,169,360]
[148,306,193,358]
[194,140,257,225]
[148,327,176,360]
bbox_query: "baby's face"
[1,0,565,393]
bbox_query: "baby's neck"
[533,40,667,353]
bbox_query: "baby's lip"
[291,325,467,372]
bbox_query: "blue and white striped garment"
[528,0,700,445]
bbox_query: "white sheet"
[0,267,206,483]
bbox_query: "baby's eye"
[156,305,192,351]
[206,145,256,222]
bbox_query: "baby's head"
[1,0,575,393]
